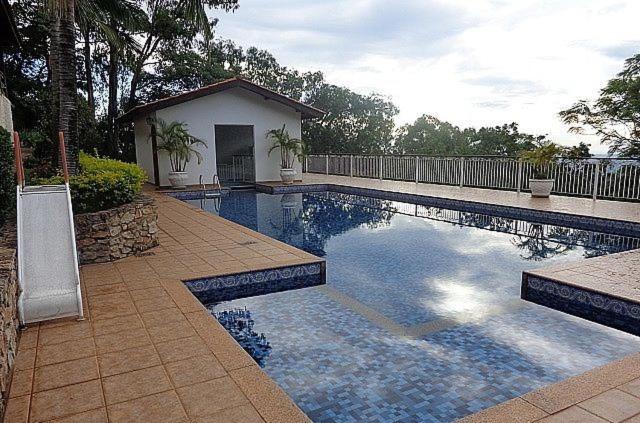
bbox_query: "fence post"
[304,156,308,174]
[592,162,601,200]
[325,154,329,175]
[459,157,464,187]
[379,156,383,180]
[517,161,522,194]
[415,156,419,183]
[349,155,353,178]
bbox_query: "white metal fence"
[217,155,255,182]
[304,154,640,201]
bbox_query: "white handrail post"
[325,154,329,175]
[379,155,383,180]
[459,157,464,187]
[593,162,601,201]
[517,161,523,194]
[414,156,419,183]
[349,155,353,178]
[304,156,308,174]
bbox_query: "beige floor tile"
[94,327,151,355]
[139,307,187,328]
[30,379,104,422]
[164,354,227,388]
[38,321,93,346]
[13,348,36,371]
[97,344,161,377]
[147,319,197,343]
[102,365,172,405]
[579,389,640,422]
[107,390,188,423]
[155,336,210,363]
[229,365,312,423]
[191,404,264,423]
[9,369,33,398]
[17,330,38,351]
[36,337,96,367]
[620,378,640,398]
[33,356,99,392]
[91,314,144,337]
[176,377,249,418]
[46,407,108,423]
[85,283,128,297]
[5,394,30,423]
[538,406,607,422]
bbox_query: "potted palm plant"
[519,142,565,198]
[152,118,207,189]
[267,124,305,184]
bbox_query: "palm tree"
[267,124,305,169]
[152,118,207,172]
[47,0,143,171]
[47,0,78,172]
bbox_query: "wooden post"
[459,157,464,187]
[325,155,329,175]
[58,132,70,183]
[150,123,160,186]
[13,132,24,187]
[415,156,419,183]
[379,156,383,180]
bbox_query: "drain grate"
[135,251,156,257]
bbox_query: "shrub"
[40,152,147,214]
[0,127,14,227]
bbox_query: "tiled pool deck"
[6,176,640,422]
[6,191,319,422]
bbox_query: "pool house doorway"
[214,125,255,184]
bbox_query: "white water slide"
[14,132,84,324]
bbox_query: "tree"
[125,0,239,111]
[47,0,79,172]
[560,54,640,157]
[564,142,592,159]
[463,123,543,156]
[394,115,469,155]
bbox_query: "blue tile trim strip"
[255,183,640,237]
[184,262,326,304]
[522,274,640,336]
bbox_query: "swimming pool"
[185,190,640,422]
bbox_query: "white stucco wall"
[133,88,303,186]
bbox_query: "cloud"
[213,0,640,154]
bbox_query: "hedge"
[0,127,14,227]
[40,152,147,214]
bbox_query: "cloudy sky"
[212,0,639,154]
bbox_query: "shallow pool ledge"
[522,249,640,336]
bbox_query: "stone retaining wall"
[0,223,19,421]
[75,195,159,264]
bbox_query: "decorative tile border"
[184,262,326,305]
[256,183,640,237]
[522,274,640,336]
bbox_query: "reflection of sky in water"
[188,191,640,423]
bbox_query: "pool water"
[186,190,640,423]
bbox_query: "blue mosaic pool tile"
[256,182,640,237]
[522,274,640,336]
[184,262,325,304]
